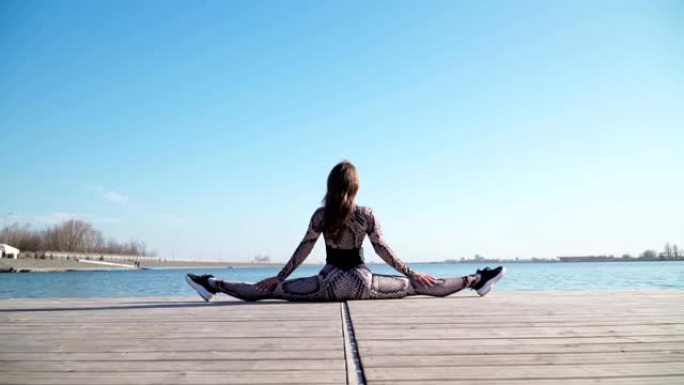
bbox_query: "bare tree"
[0,220,152,256]
[640,250,658,259]
[0,223,42,250]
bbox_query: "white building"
[0,244,20,259]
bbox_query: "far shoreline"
[0,258,297,273]
[2,257,683,273]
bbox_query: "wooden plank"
[369,378,684,385]
[351,318,684,326]
[0,351,344,361]
[363,362,684,381]
[350,309,684,318]
[0,328,342,339]
[361,351,684,367]
[348,303,684,311]
[1,336,343,353]
[0,370,346,384]
[353,324,684,339]
[357,334,684,347]
[359,341,684,355]
[0,359,345,372]
[0,322,342,334]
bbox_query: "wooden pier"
[1,291,682,384]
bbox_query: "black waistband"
[326,246,364,270]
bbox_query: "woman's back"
[276,205,415,281]
[311,205,373,249]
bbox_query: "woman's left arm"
[256,209,323,291]
[366,208,437,287]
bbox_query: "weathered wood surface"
[0,296,347,384]
[348,291,684,384]
[0,291,682,384]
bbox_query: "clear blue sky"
[1,1,682,262]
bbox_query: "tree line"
[638,243,681,259]
[0,219,151,256]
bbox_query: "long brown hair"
[322,160,359,240]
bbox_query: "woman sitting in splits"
[186,160,505,302]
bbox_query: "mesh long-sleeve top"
[276,205,416,281]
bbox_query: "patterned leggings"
[212,264,477,301]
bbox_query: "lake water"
[1,261,682,299]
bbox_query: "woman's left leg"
[411,275,478,297]
[327,265,477,300]
[363,272,479,299]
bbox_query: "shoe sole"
[185,276,214,302]
[477,267,506,297]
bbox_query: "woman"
[185,160,505,302]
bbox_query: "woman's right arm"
[275,208,323,281]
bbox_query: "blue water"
[1,262,682,298]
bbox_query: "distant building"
[558,256,615,262]
[0,244,20,259]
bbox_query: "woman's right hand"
[411,272,438,287]
[256,276,281,291]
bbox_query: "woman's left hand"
[256,276,281,291]
[411,272,438,287]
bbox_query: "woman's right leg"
[211,274,327,302]
[211,279,270,301]
[272,275,327,301]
